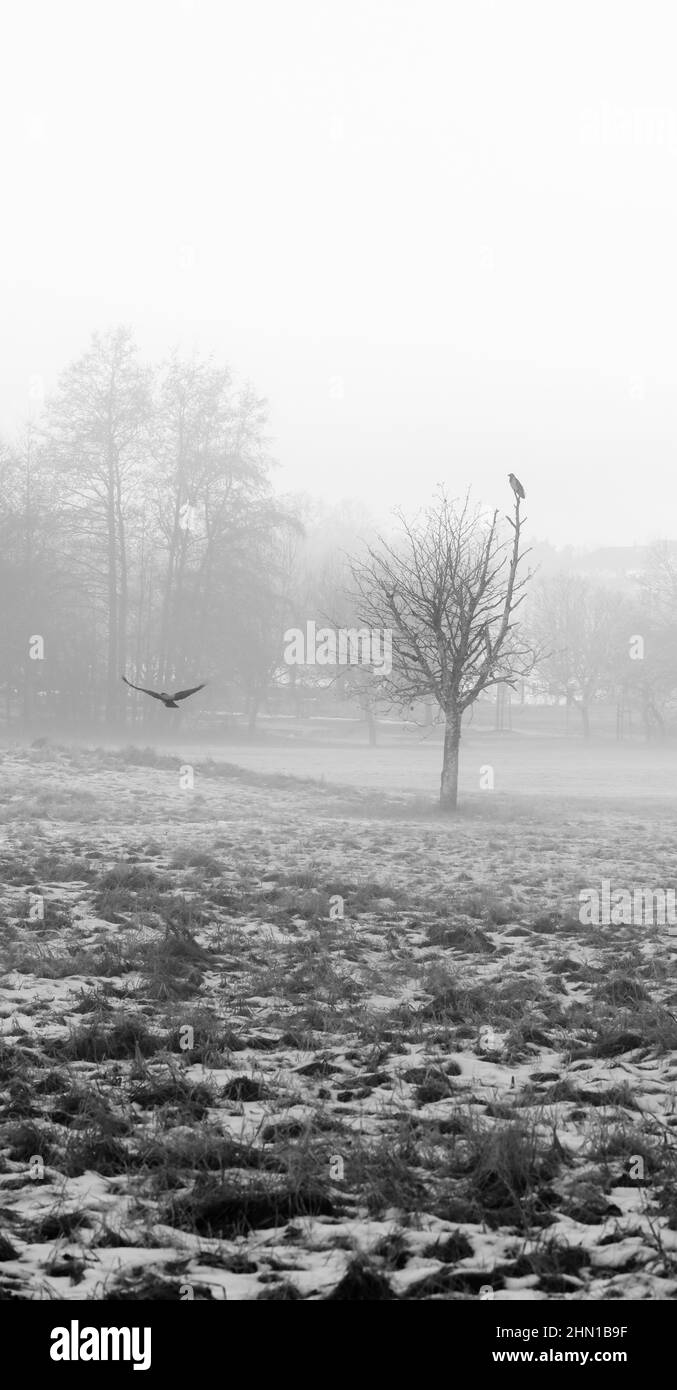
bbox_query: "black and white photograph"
[0,0,676,1340]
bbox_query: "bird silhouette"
[508,472,526,500]
[122,676,206,709]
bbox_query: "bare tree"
[531,574,628,738]
[45,327,151,725]
[351,489,533,810]
[623,546,677,738]
[0,430,74,729]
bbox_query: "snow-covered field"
[1,738,677,1301]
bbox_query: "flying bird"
[122,676,206,709]
[508,472,526,500]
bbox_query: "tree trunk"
[116,481,128,724]
[366,706,377,746]
[247,694,260,736]
[290,666,303,721]
[105,472,119,726]
[440,710,461,811]
[159,520,179,688]
[580,703,590,739]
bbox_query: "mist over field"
[2,0,677,1320]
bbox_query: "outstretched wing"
[172,683,207,702]
[122,676,164,701]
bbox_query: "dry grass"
[1,740,677,1300]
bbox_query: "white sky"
[1,0,676,546]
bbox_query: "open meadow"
[1,732,677,1301]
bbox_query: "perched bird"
[508,472,526,500]
[122,676,206,709]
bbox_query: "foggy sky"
[1,0,676,547]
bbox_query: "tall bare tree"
[45,327,151,725]
[622,545,677,738]
[351,489,533,810]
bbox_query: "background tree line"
[2,326,677,764]
[0,327,303,730]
